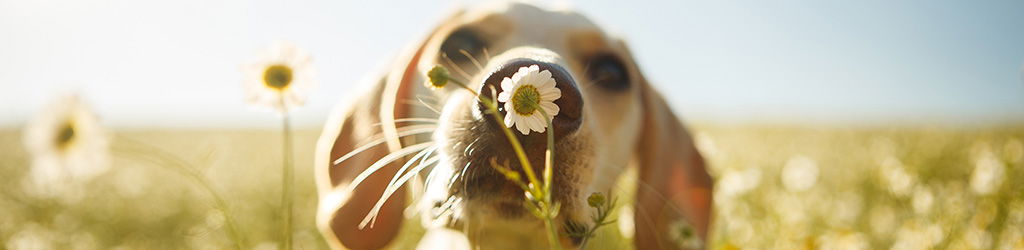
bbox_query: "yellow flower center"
[55,121,75,149]
[511,85,541,116]
[263,64,293,90]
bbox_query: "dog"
[314,2,713,249]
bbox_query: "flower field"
[0,124,1021,249]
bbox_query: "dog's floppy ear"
[314,10,463,250]
[632,62,714,248]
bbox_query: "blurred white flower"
[243,42,316,114]
[617,206,635,239]
[970,150,1005,195]
[911,186,934,215]
[782,155,818,192]
[880,157,915,197]
[668,218,702,249]
[717,167,761,199]
[22,94,109,195]
[694,132,720,160]
[497,65,561,135]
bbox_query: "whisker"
[482,47,491,62]
[580,74,614,91]
[441,53,474,82]
[369,118,438,128]
[415,93,441,102]
[459,49,485,71]
[581,61,593,79]
[458,161,472,199]
[440,196,461,224]
[415,97,442,114]
[578,62,597,90]
[384,146,437,190]
[399,98,436,111]
[393,118,439,123]
[361,156,442,228]
[337,126,437,165]
[342,142,434,201]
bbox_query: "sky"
[2,0,1023,128]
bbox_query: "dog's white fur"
[315,2,713,249]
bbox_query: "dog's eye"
[440,28,487,65]
[586,55,630,90]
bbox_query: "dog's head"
[315,3,712,249]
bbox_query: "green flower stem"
[279,98,295,250]
[448,79,542,192]
[113,137,244,250]
[579,203,613,249]
[448,78,561,250]
[535,107,561,249]
[536,108,555,200]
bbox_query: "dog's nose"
[478,58,583,141]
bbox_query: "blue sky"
[2,0,1022,128]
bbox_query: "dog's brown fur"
[315,2,713,249]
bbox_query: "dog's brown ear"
[633,70,714,249]
[315,77,408,250]
[314,10,463,249]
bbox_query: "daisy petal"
[516,118,531,135]
[498,92,511,102]
[501,77,515,92]
[541,102,560,117]
[504,112,515,128]
[530,115,547,133]
[541,87,561,101]
[537,70,552,84]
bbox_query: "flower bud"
[587,192,606,208]
[426,65,450,89]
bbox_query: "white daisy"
[496,65,561,135]
[22,94,109,195]
[243,42,316,114]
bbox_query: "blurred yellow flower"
[497,65,561,135]
[22,94,109,195]
[243,42,316,114]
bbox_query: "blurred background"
[1,0,1022,249]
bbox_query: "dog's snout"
[478,58,583,141]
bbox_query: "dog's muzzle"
[447,49,589,212]
[477,57,584,144]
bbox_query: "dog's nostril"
[478,59,583,141]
